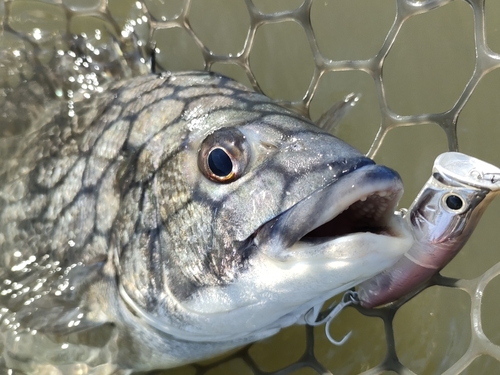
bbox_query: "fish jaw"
[255,164,410,258]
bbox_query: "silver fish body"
[357,152,500,308]
[0,71,413,373]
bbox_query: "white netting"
[2,0,500,374]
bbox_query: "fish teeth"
[351,190,393,221]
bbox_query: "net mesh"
[2,0,500,374]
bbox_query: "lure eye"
[198,128,250,183]
[443,194,464,211]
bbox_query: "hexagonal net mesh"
[2,0,500,374]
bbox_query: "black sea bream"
[0,70,413,374]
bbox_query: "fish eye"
[198,128,250,183]
[443,194,464,211]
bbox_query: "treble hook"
[304,291,359,345]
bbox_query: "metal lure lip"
[434,152,500,191]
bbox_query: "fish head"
[116,72,413,347]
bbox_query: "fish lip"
[254,164,406,258]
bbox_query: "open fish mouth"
[302,188,398,241]
[255,164,410,261]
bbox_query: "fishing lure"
[306,152,500,343]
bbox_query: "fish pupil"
[208,148,233,177]
[445,194,463,210]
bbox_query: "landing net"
[2,0,500,374]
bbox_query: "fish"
[356,152,500,308]
[0,70,414,374]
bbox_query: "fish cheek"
[153,155,244,294]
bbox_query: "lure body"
[357,152,500,308]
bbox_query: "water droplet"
[32,28,42,41]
